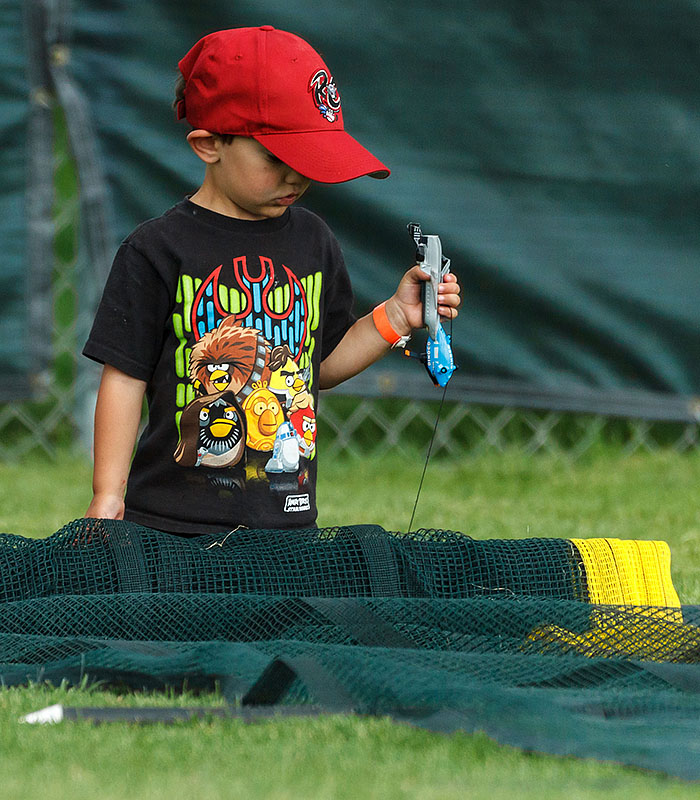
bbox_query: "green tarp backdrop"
[6,1,700,415]
[0,0,39,401]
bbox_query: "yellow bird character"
[268,344,308,411]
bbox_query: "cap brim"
[253,130,390,184]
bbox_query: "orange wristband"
[372,302,410,348]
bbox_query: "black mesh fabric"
[3,519,700,780]
[0,520,586,600]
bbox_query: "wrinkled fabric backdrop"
[6,1,700,413]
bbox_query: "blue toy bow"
[405,223,456,388]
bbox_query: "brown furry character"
[174,390,247,468]
[189,317,271,398]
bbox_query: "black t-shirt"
[83,199,355,534]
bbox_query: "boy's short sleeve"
[83,242,172,381]
[319,235,356,361]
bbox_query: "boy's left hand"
[385,265,461,336]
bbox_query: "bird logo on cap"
[309,69,341,122]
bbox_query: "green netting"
[0,520,587,600]
[3,519,700,780]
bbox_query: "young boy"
[83,26,460,535]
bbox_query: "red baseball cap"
[177,26,390,184]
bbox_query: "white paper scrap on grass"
[19,703,65,724]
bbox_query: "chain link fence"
[317,395,700,460]
[3,103,700,462]
[0,105,82,461]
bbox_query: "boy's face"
[192,135,311,220]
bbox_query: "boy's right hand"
[84,493,126,520]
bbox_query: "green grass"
[5,683,696,800]
[1,446,700,798]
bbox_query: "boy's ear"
[187,130,221,164]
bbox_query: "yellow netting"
[529,538,687,660]
[570,537,680,608]
[528,606,698,660]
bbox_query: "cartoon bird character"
[189,316,270,399]
[289,393,316,459]
[241,381,285,452]
[174,390,246,468]
[265,421,302,474]
[268,345,309,411]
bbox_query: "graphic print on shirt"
[171,255,321,511]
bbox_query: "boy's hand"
[384,265,461,336]
[319,266,460,389]
[85,364,146,523]
[85,493,125,521]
